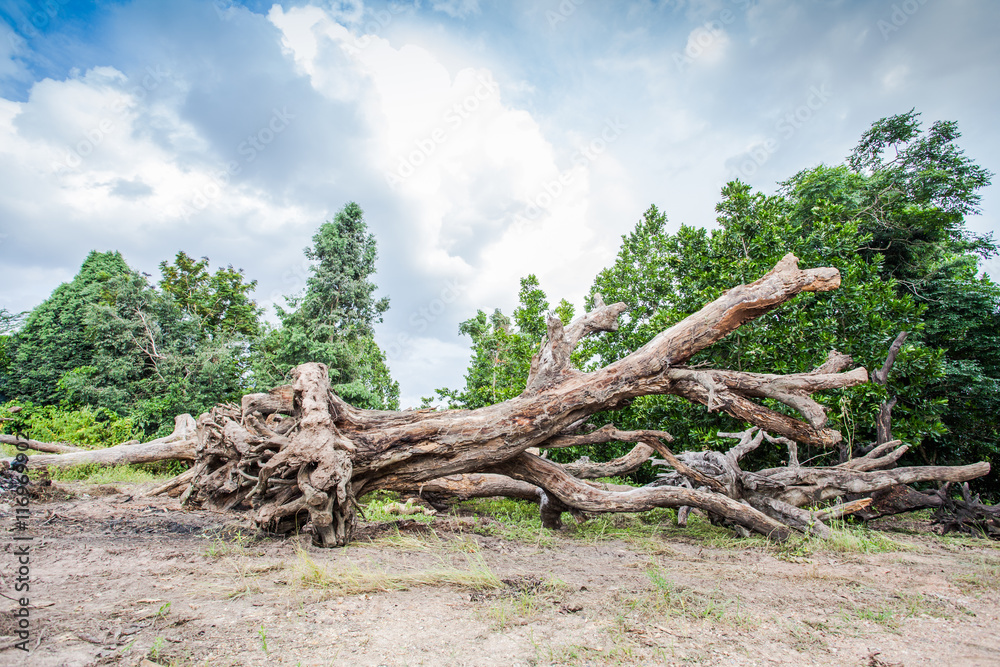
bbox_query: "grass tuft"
[293,548,501,596]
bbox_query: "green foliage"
[159,251,262,337]
[800,111,999,491]
[3,251,135,405]
[256,202,399,410]
[558,112,999,494]
[572,197,929,475]
[0,309,24,399]
[284,201,390,340]
[0,400,140,447]
[1,249,261,438]
[436,275,551,409]
[0,203,401,443]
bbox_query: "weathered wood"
[24,255,993,547]
[0,434,85,454]
[9,415,197,469]
[494,453,792,540]
[872,332,908,446]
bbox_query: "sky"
[1,0,998,409]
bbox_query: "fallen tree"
[7,254,993,546]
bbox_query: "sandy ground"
[1,481,999,667]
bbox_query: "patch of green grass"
[46,463,178,484]
[366,526,484,554]
[484,589,545,629]
[456,497,736,551]
[358,490,438,525]
[822,521,912,554]
[456,497,556,545]
[202,527,257,559]
[541,642,639,666]
[481,576,568,630]
[644,567,727,622]
[258,623,269,655]
[772,520,911,560]
[149,636,166,661]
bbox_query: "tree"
[159,251,261,338]
[2,250,263,436]
[436,275,567,410]
[259,203,398,410]
[25,255,993,546]
[2,251,135,406]
[0,309,25,402]
[576,196,935,479]
[781,111,999,493]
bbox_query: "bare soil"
[2,481,999,667]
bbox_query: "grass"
[359,490,438,525]
[293,547,502,596]
[480,576,568,630]
[456,496,557,545]
[45,462,179,484]
[838,591,954,632]
[771,520,912,561]
[453,496,751,552]
[643,566,730,623]
[952,554,1000,593]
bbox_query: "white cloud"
[267,4,621,318]
[881,65,908,91]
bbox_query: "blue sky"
[1,0,998,408]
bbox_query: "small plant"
[258,624,269,655]
[149,636,166,661]
[155,602,171,620]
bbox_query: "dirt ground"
[1,481,999,667]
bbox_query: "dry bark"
[9,415,197,469]
[649,425,990,535]
[0,434,86,454]
[872,331,908,448]
[10,254,993,546]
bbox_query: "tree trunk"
[11,254,992,546]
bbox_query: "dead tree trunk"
[171,254,868,545]
[10,254,992,546]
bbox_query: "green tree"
[259,203,399,410]
[576,191,937,479]
[781,111,999,491]
[2,250,262,437]
[159,251,261,337]
[0,309,25,401]
[437,275,553,409]
[2,251,135,405]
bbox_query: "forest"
[2,109,999,520]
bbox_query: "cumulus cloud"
[0,0,996,406]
